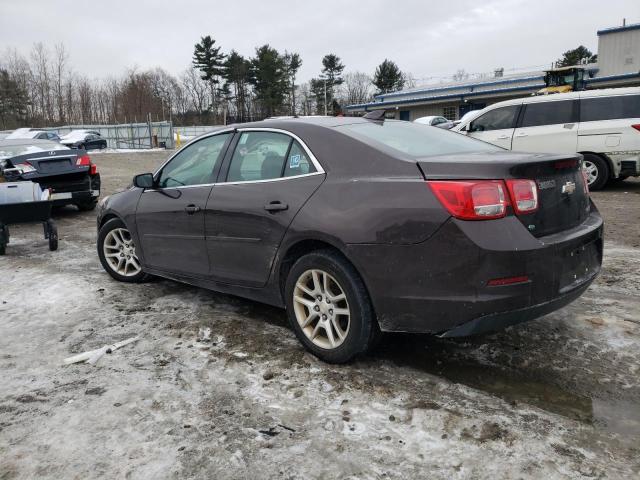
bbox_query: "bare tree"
[339,72,373,106]
[53,43,68,123]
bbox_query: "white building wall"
[597,28,640,76]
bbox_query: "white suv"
[453,87,640,190]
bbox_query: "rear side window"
[469,106,519,132]
[284,141,317,177]
[227,131,292,182]
[580,95,640,122]
[520,100,577,127]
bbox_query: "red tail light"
[76,154,91,166]
[428,180,508,220]
[632,124,640,132]
[505,179,538,214]
[487,275,529,286]
[89,164,98,175]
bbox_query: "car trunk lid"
[417,151,590,237]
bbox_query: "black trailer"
[0,183,58,255]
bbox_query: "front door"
[135,132,232,276]
[511,100,578,154]
[467,104,521,149]
[205,130,324,287]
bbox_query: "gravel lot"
[1,151,639,479]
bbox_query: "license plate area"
[37,159,72,173]
[559,239,600,293]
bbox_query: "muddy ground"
[1,151,639,479]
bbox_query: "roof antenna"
[363,110,387,121]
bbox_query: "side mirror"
[133,173,155,189]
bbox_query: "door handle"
[515,132,528,137]
[496,135,511,140]
[264,201,288,212]
[184,204,201,215]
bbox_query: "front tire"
[284,249,376,363]
[582,154,609,191]
[97,218,149,283]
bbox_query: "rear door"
[467,104,521,149]
[135,132,232,276]
[205,129,325,287]
[512,99,578,153]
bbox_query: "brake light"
[505,179,538,214]
[89,164,98,175]
[632,124,640,132]
[76,154,91,166]
[428,180,508,220]
[13,162,36,173]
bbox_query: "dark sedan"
[96,117,603,363]
[60,131,107,150]
[0,139,101,210]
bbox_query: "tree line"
[0,37,409,130]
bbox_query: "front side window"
[520,100,576,127]
[158,133,230,187]
[580,95,640,122]
[226,131,292,182]
[469,105,519,132]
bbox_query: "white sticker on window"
[289,154,301,169]
[239,133,249,145]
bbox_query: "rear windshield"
[338,121,500,157]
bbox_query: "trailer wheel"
[0,224,9,255]
[47,221,58,251]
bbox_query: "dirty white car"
[453,87,640,190]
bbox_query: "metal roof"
[597,22,640,35]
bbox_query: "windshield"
[338,120,500,157]
[0,142,69,159]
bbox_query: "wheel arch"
[275,237,377,321]
[99,212,121,229]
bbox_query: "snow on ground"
[1,153,639,479]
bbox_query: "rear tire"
[582,154,609,191]
[284,249,376,363]
[98,218,150,283]
[76,200,97,211]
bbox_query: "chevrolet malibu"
[96,116,603,363]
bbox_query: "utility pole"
[319,74,328,116]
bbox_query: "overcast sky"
[1,0,638,85]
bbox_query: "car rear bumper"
[38,173,100,206]
[346,204,603,335]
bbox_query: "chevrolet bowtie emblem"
[561,181,576,194]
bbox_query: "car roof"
[455,87,640,127]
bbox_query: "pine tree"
[0,69,28,129]
[556,46,598,67]
[283,52,302,115]
[372,59,405,95]
[320,54,345,114]
[192,36,226,119]
[249,45,288,118]
[223,50,252,121]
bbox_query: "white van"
[453,87,640,190]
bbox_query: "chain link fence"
[45,121,175,149]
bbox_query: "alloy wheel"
[103,228,142,277]
[583,160,598,186]
[293,269,350,349]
